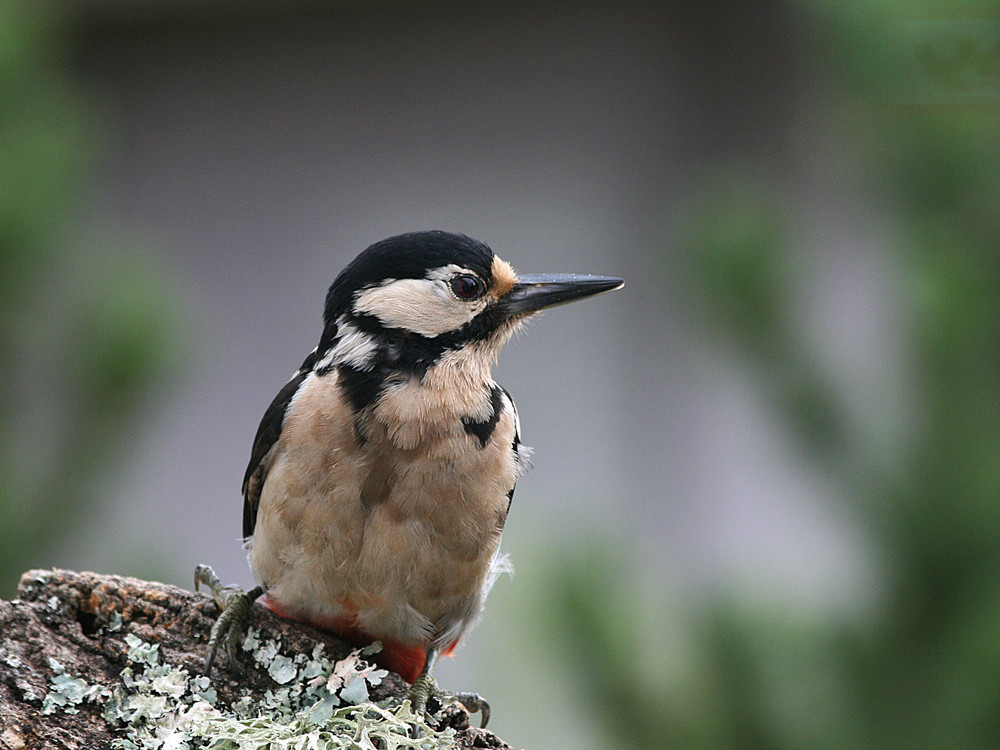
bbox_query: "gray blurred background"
[3,1,998,748]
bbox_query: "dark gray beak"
[500,274,624,317]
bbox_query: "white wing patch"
[500,389,534,477]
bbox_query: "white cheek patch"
[354,277,486,337]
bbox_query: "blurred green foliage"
[0,5,181,596]
[524,1,1000,748]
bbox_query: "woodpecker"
[196,230,622,725]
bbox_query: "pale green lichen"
[184,700,444,750]
[266,653,298,685]
[36,627,455,749]
[41,658,105,715]
[151,670,189,699]
[187,675,217,705]
[3,645,40,702]
[30,570,54,587]
[105,609,124,632]
[1,645,23,669]
[125,632,162,666]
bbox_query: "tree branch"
[0,569,512,749]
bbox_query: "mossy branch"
[0,569,512,750]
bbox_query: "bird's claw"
[194,564,263,676]
[448,691,490,728]
[404,672,490,730]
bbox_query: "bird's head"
[315,231,623,382]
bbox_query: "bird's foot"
[194,564,263,676]
[405,671,490,730]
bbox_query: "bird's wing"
[242,363,312,540]
[499,386,532,513]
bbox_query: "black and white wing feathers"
[242,354,316,540]
[499,386,532,514]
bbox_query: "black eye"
[450,274,484,300]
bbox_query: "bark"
[0,569,512,750]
